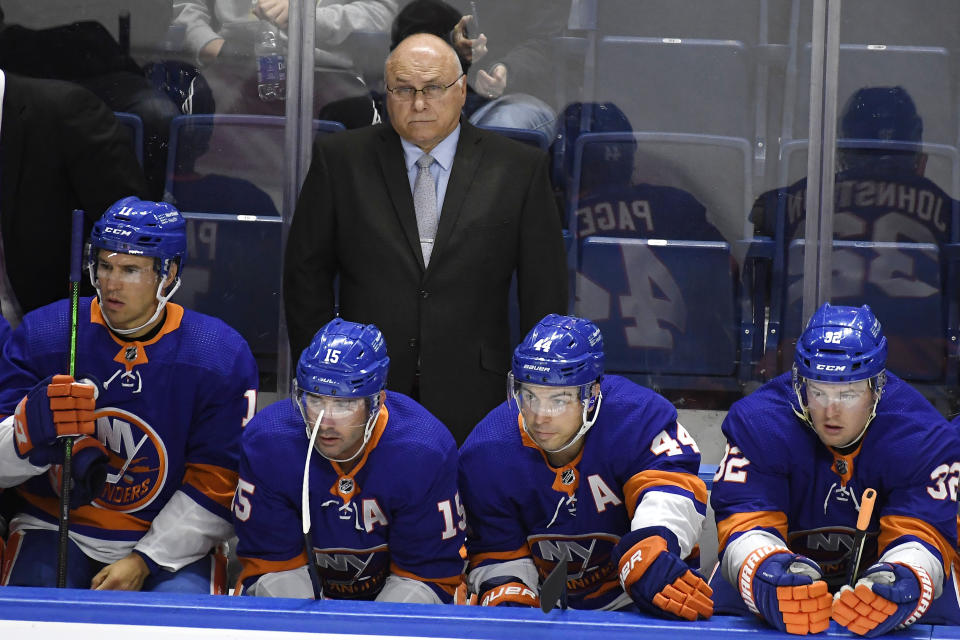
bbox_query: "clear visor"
[91,251,160,285]
[804,380,872,409]
[508,374,589,418]
[296,389,373,429]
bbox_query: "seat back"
[782,239,945,382]
[575,237,739,380]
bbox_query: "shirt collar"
[401,124,461,172]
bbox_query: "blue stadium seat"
[575,237,746,390]
[166,114,344,384]
[113,111,144,166]
[476,125,552,151]
[777,239,950,383]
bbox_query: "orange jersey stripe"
[623,469,709,519]
[879,515,959,576]
[468,546,531,570]
[390,562,461,596]
[18,488,152,532]
[183,463,239,510]
[234,551,309,593]
[717,510,788,551]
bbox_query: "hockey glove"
[738,545,831,635]
[832,562,933,637]
[477,575,540,607]
[614,527,713,620]
[13,375,97,466]
[49,436,110,509]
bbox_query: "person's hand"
[475,63,507,99]
[477,576,539,607]
[255,0,289,29]
[199,38,225,65]
[832,562,933,636]
[13,375,96,467]
[452,15,487,64]
[615,530,713,620]
[91,553,151,591]
[48,436,110,508]
[738,546,832,635]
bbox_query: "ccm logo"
[104,227,133,236]
[815,364,846,371]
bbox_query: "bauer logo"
[91,407,168,513]
[523,364,551,372]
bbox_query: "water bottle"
[255,21,286,101]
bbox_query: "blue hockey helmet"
[510,314,605,454]
[87,197,187,335]
[512,314,605,387]
[295,318,390,462]
[794,303,887,383]
[89,196,187,269]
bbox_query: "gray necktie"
[413,153,438,266]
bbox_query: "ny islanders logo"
[91,407,168,512]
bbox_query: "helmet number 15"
[324,349,341,363]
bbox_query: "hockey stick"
[540,557,568,613]
[848,487,877,586]
[301,409,325,599]
[57,209,85,588]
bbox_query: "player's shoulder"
[379,390,457,461]
[871,374,957,447]
[242,399,305,457]
[15,297,78,352]
[722,373,808,458]
[598,375,676,422]
[175,304,256,367]
[460,400,522,462]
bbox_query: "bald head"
[386,33,463,80]
[384,32,467,152]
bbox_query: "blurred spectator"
[0,70,149,323]
[753,86,958,378]
[172,0,397,126]
[389,0,564,137]
[562,102,725,242]
[0,7,180,199]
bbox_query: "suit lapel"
[375,125,425,270]
[431,121,483,267]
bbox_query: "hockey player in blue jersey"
[0,197,258,592]
[710,302,960,636]
[459,314,713,618]
[233,318,464,602]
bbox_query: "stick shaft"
[57,209,85,588]
[848,487,878,586]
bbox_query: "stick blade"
[540,557,568,613]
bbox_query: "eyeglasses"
[386,73,464,102]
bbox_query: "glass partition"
[5,1,955,415]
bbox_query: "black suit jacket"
[0,73,148,314]
[284,120,568,443]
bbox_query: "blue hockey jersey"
[0,298,258,569]
[711,371,960,623]
[234,391,464,603]
[459,375,707,610]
